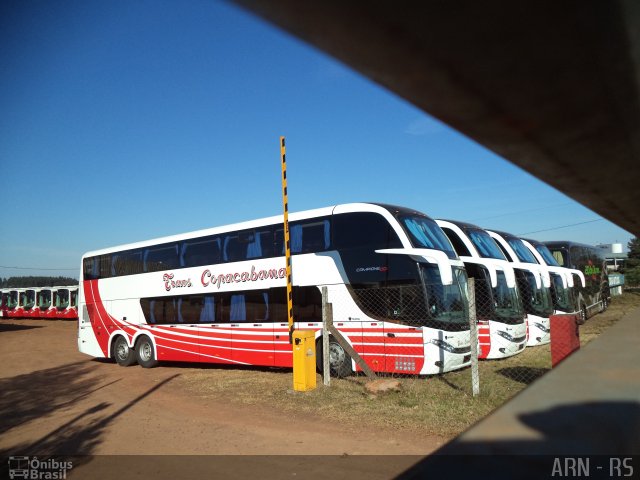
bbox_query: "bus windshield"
[493,271,524,324]
[535,244,560,266]
[350,264,468,331]
[506,238,538,263]
[419,264,468,329]
[519,271,553,317]
[399,215,457,259]
[550,273,575,311]
[8,291,18,308]
[24,290,36,309]
[56,290,70,309]
[467,229,506,260]
[38,290,52,308]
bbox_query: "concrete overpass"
[231,0,640,237]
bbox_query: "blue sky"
[0,0,632,279]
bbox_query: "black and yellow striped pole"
[281,137,316,391]
[280,136,295,344]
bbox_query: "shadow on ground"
[497,366,550,385]
[399,401,640,479]
[0,323,44,333]
[0,360,179,468]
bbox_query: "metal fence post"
[322,286,330,386]
[468,278,480,396]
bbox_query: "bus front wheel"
[135,336,159,368]
[113,335,136,367]
[316,337,353,378]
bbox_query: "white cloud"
[404,116,445,136]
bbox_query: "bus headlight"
[533,322,550,333]
[496,330,516,342]
[429,338,457,353]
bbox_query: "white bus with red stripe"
[78,203,472,376]
[485,230,554,346]
[520,238,586,316]
[436,220,527,359]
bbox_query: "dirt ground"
[0,319,445,478]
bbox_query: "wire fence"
[321,277,582,398]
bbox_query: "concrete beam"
[231,0,640,236]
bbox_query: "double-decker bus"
[485,230,554,346]
[520,238,584,316]
[544,241,610,322]
[78,203,471,376]
[436,220,527,359]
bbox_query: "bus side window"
[144,244,180,272]
[230,294,246,321]
[245,291,269,321]
[293,286,322,322]
[112,250,144,277]
[181,237,221,268]
[83,258,98,280]
[300,221,330,253]
[223,235,244,262]
[333,213,402,250]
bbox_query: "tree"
[624,237,640,286]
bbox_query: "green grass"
[175,292,640,439]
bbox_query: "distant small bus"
[544,241,610,322]
[52,286,79,319]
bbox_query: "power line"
[518,219,604,236]
[0,265,77,271]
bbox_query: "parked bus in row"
[0,286,78,319]
[436,220,527,359]
[79,203,472,376]
[0,290,8,317]
[51,286,79,319]
[520,238,585,316]
[544,241,610,322]
[485,230,554,346]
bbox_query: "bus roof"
[436,219,484,231]
[80,202,434,259]
[544,240,600,250]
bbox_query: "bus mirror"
[459,256,499,288]
[493,260,518,288]
[375,248,454,285]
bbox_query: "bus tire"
[316,337,353,378]
[113,335,136,367]
[135,335,159,368]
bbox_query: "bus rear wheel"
[317,337,353,378]
[135,336,159,368]
[113,335,136,367]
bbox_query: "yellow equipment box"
[292,330,317,391]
